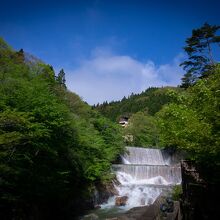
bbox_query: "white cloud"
[66,50,184,105]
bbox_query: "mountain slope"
[95,86,182,121]
[0,38,124,219]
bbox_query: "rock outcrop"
[115,196,128,206]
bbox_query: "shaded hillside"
[0,38,124,219]
[95,87,182,121]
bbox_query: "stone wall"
[181,160,220,220]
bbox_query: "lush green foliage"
[0,38,124,218]
[180,23,220,88]
[123,112,159,147]
[95,87,181,121]
[95,87,182,147]
[157,65,220,165]
[171,185,183,201]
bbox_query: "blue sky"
[1,0,220,104]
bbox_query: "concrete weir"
[83,147,182,220]
[103,147,182,209]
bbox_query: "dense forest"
[96,68,220,164]
[0,38,124,219]
[94,87,184,147]
[0,23,219,219]
[94,86,182,121]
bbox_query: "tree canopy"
[95,87,180,121]
[157,65,220,166]
[0,39,124,219]
[180,23,220,88]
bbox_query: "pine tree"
[181,72,195,89]
[56,68,66,88]
[180,23,220,88]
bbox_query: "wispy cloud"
[66,49,184,104]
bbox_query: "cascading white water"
[121,147,166,165]
[112,164,181,184]
[101,147,182,210]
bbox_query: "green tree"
[180,23,220,88]
[123,112,159,147]
[56,68,66,88]
[157,65,220,165]
[95,87,179,121]
[0,38,124,218]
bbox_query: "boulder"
[115,196,128,206]
[94,181,119,204]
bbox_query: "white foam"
[100,147,181,210]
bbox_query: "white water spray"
[101,147,181,210]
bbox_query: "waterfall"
[112,164,181,184]
[101,147,182,210]
[121,147,166,165]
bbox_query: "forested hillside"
[95,86,182,121]
[0,38,124,219]
[95,23,220,168]
[95,86,185,147]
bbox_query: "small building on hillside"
[119,116,129,127]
